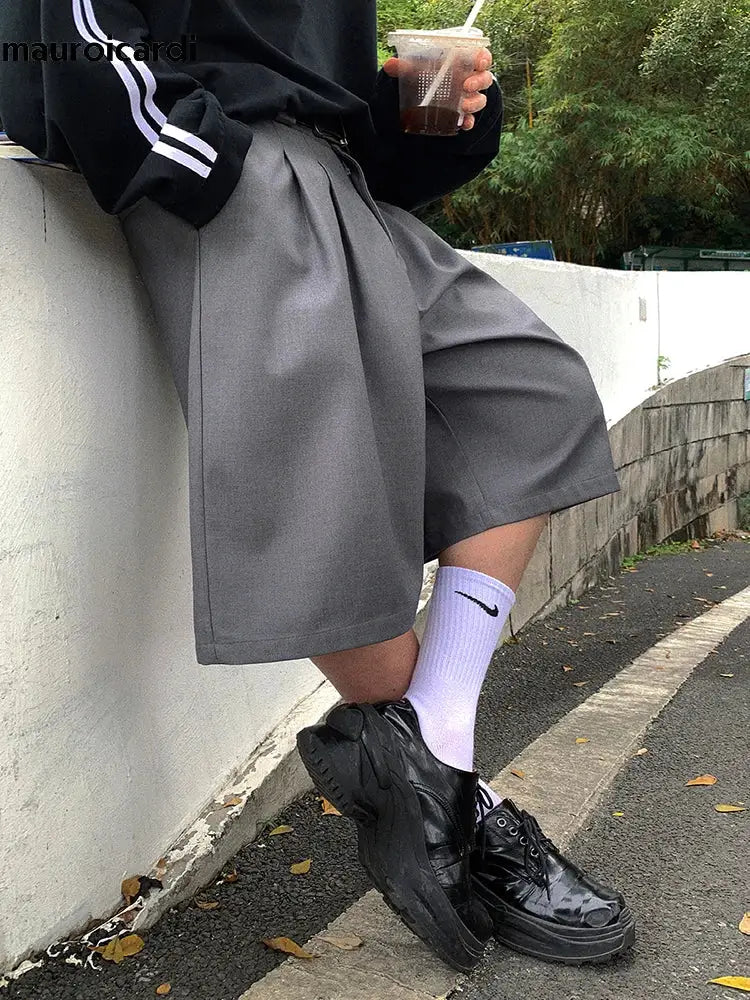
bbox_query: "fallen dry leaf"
[708,976,750,991]
[195,898,220,910]
[510,769,526,779]
[572,681,589,688]
[582,631,596,636]
[290,859,312,876]
[156,985,171,996]
[686,775,717,786]
[120,934,145,957]
[562,664,573,672]
[634,748,649,756]
[269,825,293,836]
[575,737,590,744]
[94,933,145,964]
[97,938,124,964]
[705,572,714,577]
[223,795,242,807]
[690,539,701,549]
[317,934,363,951]
[262,937,317,960]
[220,869,239,884]
[121,877,141,904]
[739,913,750,936]
[321,798,342,816]
[715,804,746,813]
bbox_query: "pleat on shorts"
[118,117,621,666]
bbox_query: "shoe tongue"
[498,797,524,823]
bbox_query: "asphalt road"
[461,617,750,1000]
[4,536,748,1000]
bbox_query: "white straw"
[464,0,488,30]
[418,0,488,108]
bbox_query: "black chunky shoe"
[472,791,636,964]
[296,698,492,972]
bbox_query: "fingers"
[463,68,494,93]
[463,46,493,98]
[460,49,493,128]
[461,91,487,115]
[475,47,493,72]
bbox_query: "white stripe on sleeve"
[152,141,213,178]
[72,0,218,176]
[161,124,218,164]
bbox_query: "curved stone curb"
[239,583,750,1000]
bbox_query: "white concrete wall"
[0,161,748,972]
[465,252,750,427]
[0,163,321,968]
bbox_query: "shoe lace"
[475,786,556,903]
[517,808,554,902]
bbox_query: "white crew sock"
[404,564,515,774]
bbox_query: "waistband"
[273,110,350,151]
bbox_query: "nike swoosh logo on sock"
[454,590,499,616]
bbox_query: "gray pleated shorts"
[118,116,621,666]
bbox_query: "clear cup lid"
[387,27,490,47]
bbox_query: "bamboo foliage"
[376,0,750,264]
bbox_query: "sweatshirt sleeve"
[358,68,503,212]
[34,0,253,226]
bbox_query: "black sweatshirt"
[0,2,503,226]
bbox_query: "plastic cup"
[386,27,491,136]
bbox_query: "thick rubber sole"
[474,883,636,965]
[296,704,489,973]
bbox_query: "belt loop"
[273,109,350,153]
[312,116,349,152]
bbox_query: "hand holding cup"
[382,46,494,132]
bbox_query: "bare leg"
[311,513,550,702]
[439,513,549,592]
[310,628,419,703]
